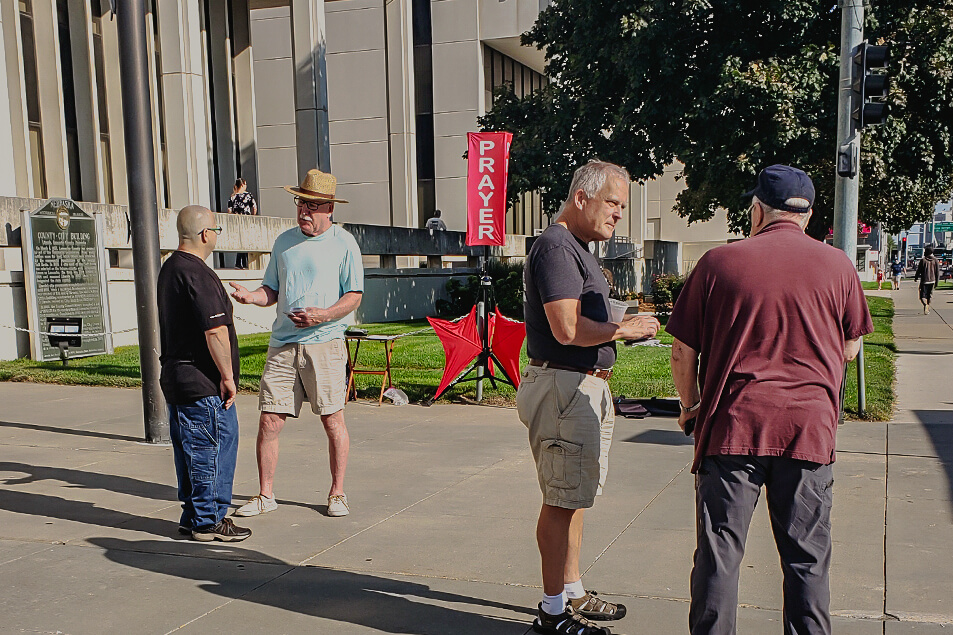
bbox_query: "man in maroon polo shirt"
[667,165,873,635]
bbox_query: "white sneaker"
[234,495,277,517]
[327,494,349,517]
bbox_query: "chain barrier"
[0,323,139,338]
[0,315,454,340]
[232,314,452,337]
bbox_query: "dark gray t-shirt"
[524,224,616,369]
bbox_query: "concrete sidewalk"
[0,286,950,634]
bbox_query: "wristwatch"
[680,400,701,413]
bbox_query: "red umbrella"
[427,308,525,401]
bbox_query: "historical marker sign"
[21,199,113,361]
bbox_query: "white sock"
[542,592,567,615]
[565,579,585,599]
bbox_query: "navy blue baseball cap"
[743,164,815,213]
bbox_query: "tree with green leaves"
[479,1,953,238]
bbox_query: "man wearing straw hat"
[230,169,364,518]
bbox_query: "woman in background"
[228,178,258,269]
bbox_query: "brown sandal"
[569,591,627,621]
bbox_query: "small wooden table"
[345,334,401,405]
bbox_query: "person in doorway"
[229,169,363,519]
[667,165,873,635]
[425,209,447,231]
[518,160,660,635]
[914,246,940,314]
[228,178,258,269]
[157,205,251,543]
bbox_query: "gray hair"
[753,196,810,223]
[564,160,630,206]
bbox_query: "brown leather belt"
[529,359,613,381]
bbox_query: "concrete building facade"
[1,0,739,284]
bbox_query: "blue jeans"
[168,396,239,531]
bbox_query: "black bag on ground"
[613,396,649,419]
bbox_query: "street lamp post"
[116,0,169,443]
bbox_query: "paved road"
[0,286,950,633]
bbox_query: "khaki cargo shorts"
[516,365,615,509]
[259,339,348,417]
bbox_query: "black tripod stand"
[431,266,518,403]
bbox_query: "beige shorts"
[259,340,348,417]
[516,365,615,509]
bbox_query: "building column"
[206,0,237,209]
[384,0,418,227]
[290,0,330,176]
[97,4,128,204]
[66,0,103,202]
[29,0,70,197]
[231,0,259,197]
[155,0,212,209]
[0,4,22,197]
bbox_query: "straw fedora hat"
[283,169,349,203]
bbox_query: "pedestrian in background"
[228,178,258,269]
[230,169,363,519]
[668,165,872,635]
[425,208,447,231]
[157,205,251,543]
[518,160,659,635]
[891,258,903,290]
[915,246,940,314]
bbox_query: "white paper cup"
[609,298,628,323]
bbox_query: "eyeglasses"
[198,226,223,236]
[295,196,331,212]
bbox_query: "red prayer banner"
[466,131,513,246]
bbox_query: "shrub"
[436,260,525,320]
[651,273,686,316]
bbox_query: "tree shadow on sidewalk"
[911,410,953,514]
[0,461,179,536]
[0,419,141,442]
[88,537,534,634]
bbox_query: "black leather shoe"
[192,518,252,542]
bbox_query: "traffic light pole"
[834,0,866,419]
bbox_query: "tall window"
[412,0,435,225]
[91,0,114,202]
[18,0,47,198]
[57,0,83,199]
[483,46,547,236]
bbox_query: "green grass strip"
[0,297,894,420]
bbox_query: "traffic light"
[852,42,890,128]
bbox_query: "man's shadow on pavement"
[88,537,534,634]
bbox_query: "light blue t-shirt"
[262,224,364,346]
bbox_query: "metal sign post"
[833,0,866,418]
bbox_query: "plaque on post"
[21,199,113,362]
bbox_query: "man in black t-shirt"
[157,205,250,542]
[517,161,659,635]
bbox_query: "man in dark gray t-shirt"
[524,225,617,370]
[517,161,659,635]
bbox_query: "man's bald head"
[177,205,214,242]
